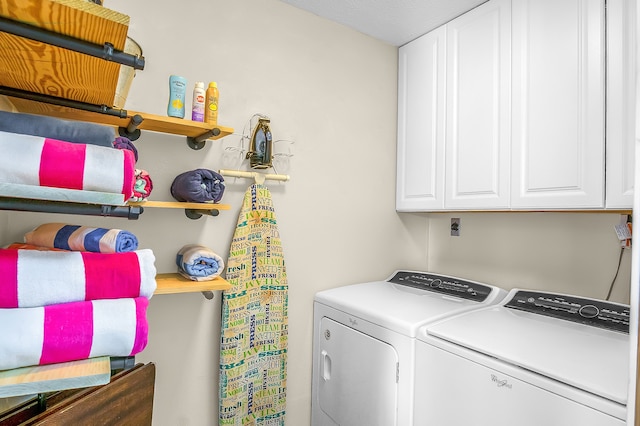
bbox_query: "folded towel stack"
[0,297,149,371]
[24,223,139,253]
[0,130,135,199]
[176,244,225,281]
[0,227,156,371]
[0,248,156,308]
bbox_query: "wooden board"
[155,273,231,295]
[0,357,110,398]
[0,0,130,106]
[5,99,235,140]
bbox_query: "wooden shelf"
[3,101,235,141]
[128,200,231,219]
[0,356,111,398]
[154,273,231,295]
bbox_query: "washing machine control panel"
[387,271,493,302]
[505,290,630,334]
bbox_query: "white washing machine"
[311,270,507,426]
[414,288,630,426]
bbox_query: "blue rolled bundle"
[176,244,225,281]
[170,169,225,203]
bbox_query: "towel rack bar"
[219,169,290,183]
[0,198,142,219]
[0,86,128,119]
[0,16,145,70]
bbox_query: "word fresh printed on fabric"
[220,184,288,426]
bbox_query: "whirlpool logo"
[490,374,513,389]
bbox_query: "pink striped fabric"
[0,133,135,199]
[131,297,149,355]
[40,301,93,365]
[82,251,142,300]
[0,298,150,370]
[0,248,156,308]
[39,139,86,190]
[0,249,18,308]
[121,149,135,199]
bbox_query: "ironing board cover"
[219,184,288,425]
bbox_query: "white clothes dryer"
[414,288,630,426]
[311,270,506,426]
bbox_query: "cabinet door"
[396,27,446,211]
[511,0,605,209]
[605,0,635,209]
[444,0,511,209]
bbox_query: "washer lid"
[424,289,630,405]
[314,271,506,337]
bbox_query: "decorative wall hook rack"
[219,169,290,184]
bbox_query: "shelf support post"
[184,209,220,220]
[186,127,221,150]
[118,114,144,141]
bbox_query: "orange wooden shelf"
[154,273,231,295]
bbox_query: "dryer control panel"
[505,290,630,334]
[387,271,493,302]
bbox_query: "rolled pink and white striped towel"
[0,248,157,308]
[0,130,135,199]
[0,297,149,371]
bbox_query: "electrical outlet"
[451,218,460,236]
[615,214,632,248]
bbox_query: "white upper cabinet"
[605,0,636,209]
[510,0,605,209]
[396,27,446,211]
[396,0,631,212]
[444,0,511,209]
[396,0,510,211]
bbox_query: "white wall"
[426,213,631,304]
[2,0,417,424]
[0,0,632,424]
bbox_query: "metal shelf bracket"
[186,127,221,150]
[118,114,144,140]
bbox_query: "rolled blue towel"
[170,169,225,203]
[0,110,115,147]
[176,244,225,281]
[24,223,139,253]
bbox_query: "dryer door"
[317,317,398,426]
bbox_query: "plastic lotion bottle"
[204,81,219,124]
[167,75,187,118]
[191,82,206,122]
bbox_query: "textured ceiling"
[277,0,488,46]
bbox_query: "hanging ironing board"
[219,183,288,425]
